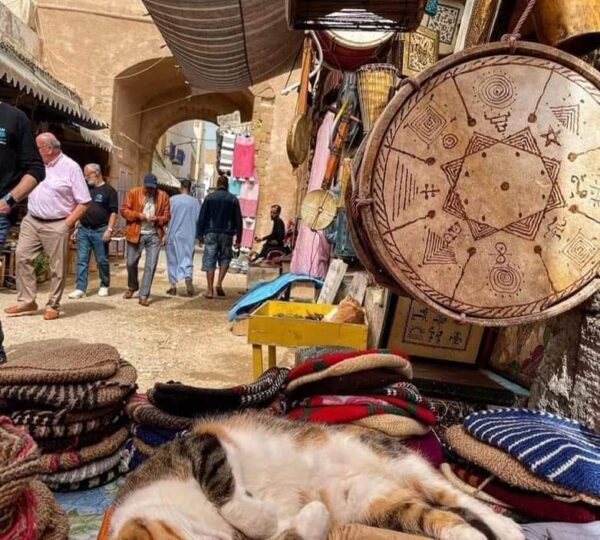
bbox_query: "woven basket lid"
[0,343,120,384]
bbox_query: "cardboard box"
[289,282,317,303]
[246,263,281,289]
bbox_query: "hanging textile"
[219,131,236,174]
[229,179,243,196]
[242,217,256,248]
[290,112,334,279]
[232,135,255,178]
[239,176,259,217]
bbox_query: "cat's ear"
[115,517,185,540]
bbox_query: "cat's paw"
[221,497,278,539]
[294,501,331,540]
[440,524,486,540]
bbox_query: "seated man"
[252,204,286,261]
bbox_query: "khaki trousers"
[16,214,70,309]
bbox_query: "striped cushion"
[464,408,600,498]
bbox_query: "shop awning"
[141,0,302,92]
[0,41,106,129]
[78,127,114,153]
[152,157,182,189]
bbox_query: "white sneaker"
[68,289,86,299]
[98,287,110,297]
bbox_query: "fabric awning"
[152,157,182,189]
[78,127,114,153]
[141,0,303,91]
[0,41,106,129]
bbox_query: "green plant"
[33,252,50,281]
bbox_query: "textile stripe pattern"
[464,408,600,498]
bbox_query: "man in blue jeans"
[0,102,46,362]
[197,175,242,299]
[68,163,118,299]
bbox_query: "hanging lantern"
[285,0,426,32]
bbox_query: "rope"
[502,0,537,52]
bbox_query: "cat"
[110,412,524,540]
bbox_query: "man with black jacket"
[197,175,242,299]
[0,102,46,361]
[253,204,286,260]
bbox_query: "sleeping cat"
[110,412,524,540]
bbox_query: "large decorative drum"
[357,42,600,326]
[317,30,395,70]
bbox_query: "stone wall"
[0,1,40,58]
[529,295,600,430]
[251,73,300,242]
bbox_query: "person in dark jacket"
[197,175,242,298]
[252,204,286,261]
[0,102,45,362]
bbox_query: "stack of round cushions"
[0,416,69,539]
[0,344,137,492]
[284,349,437,439]
[444,408,600,522]
[123,393,192,470]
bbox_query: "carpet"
[464,408,600,498]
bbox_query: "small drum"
[317,30,394,70]
[357,64,398,132]
[533,0,600,55]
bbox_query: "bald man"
[5,133,90,320]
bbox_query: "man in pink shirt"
[5,133,90,320]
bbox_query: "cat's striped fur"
[111,412,524,540]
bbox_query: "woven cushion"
[125,393,193,430]
[151,367,289,417]
[0,344,119,385]
[29,410,125,440]
[286,351,412,393]
[0,360,137,411]
[0,417,42,511]
[39,489,69,539]
[130,423,184,447]
[45,461,125,493]
[40,445,126,484]
[351,414,430,438]
[464,408,600,498]
[38,427,129,474]
[445,425,600,506]
[6,403,122,427]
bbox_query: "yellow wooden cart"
[247,300,369,378]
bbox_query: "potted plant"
[34,253,50,283]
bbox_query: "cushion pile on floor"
[443,408,600,524]
[0,416,69,539]
[0,344,137,492]
[284,349,436,439]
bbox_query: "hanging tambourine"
[355,41,600,326]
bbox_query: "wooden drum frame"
[356,42,600,326]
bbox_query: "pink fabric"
[290,112,334,279]
[232,136,255,178]
[28,153,90,219]
[240,198,258,217]
[240,180,259,201]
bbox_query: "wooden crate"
[246,263,281,289]
[67,248,98,275]
[289,282,317,303]
[248,300,368,378]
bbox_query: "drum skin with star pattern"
[355,41,600,326]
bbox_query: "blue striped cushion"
[464,408,600,497]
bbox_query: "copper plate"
[287,114,312,167]
[358,42,600,326]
